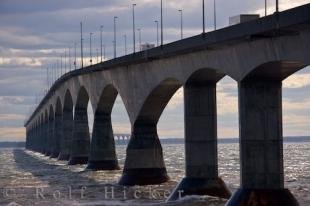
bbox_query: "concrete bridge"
[24,4,310,205]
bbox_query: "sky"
[0,0,310,141]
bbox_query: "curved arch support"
[119,78,181,186]
[46,106,55,157]
[58,91,74,161]
[42,110,49,155]
[226,62,301,206]
[86,85,120,170]
[168,69,231,201]
[50,99,62,158]
[68,87,90,165]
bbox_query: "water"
[0,143,309,206]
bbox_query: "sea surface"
[0,143,309,206]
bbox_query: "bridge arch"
[242,61,307,82]
[38,113,44,153]
[167,68,232,200]
[50,98,62,158]
[87,84,121,170]
[68,86,91,165]
[225,60,310,205]
[45,105,55,156]
[43,109,49,155]
[59,90,74,160]
[119,78,182,186]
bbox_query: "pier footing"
[226,188,299,206]
[167,177,231,201]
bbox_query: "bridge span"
[24,4,310,205]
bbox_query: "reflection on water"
[0,143,309,206]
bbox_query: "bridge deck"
[25,3,310,126]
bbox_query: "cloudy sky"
[0,0,310,141]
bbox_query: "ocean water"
[0,143,309,206]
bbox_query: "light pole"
[214,0,217,30]
[155,20,159,46]
[137,28,141,51]
[100,25,103,62]
[265,0,267,16]
[60,54,63,75]
[96,48,99,63]
[103,44,106,61]
[46,67,49,91]
[114,16,118,58]
[80,21,84,68]
[90,32,93,65]
[161,0,163,45]
[74,42,77,70]
[203,0,205,34]
[68,46,71,71]
[64,48,67,73]
[123,34,127,55]
[178,9,183,39]
[132,4,136,53]
[276,0,279,13]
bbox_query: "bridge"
[24,4,310,205]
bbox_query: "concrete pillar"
[58,109,73,160]
[33,126,38,152]
[39,124,45,154]
[168,82,231,201]
[50,114,61,158]
[42,121,47,154]
[119,121,169,186]
[226,79,299,206]
[25,129,29,150]
[47,118,54,156]
[44,120,51,156]
[86,112,120,170]
[27,129,31,150]
[68,108,90,165]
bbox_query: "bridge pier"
[168,82,231,201]
[119,122,169,186]
[50,114,61,158]
[226,79,299,206]
[68,108,90,165]
[37,124,43,153]
[45,117,53,156]
[86,113,120,170]
[58,109,73,160]
[42,120,48,154]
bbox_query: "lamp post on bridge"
[137,28,141,51]
[90,32,93,65]
[178,9,183,40]
[123,34,127,55]
[214,0,217,30]
[155,20,159,46]
[68,46,72,71]
[80,21,84,68]
[74,42,77,70]
[113,16,118,58]
[202,0,205,34]
[60,54,63,75]
[132,4,136,53]
[103,44,106,61]
[64,48,67,73]
[276,0,279,12]
[100,25,103,62]
[161,0,163,46]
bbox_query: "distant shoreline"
[1,136,310,148]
